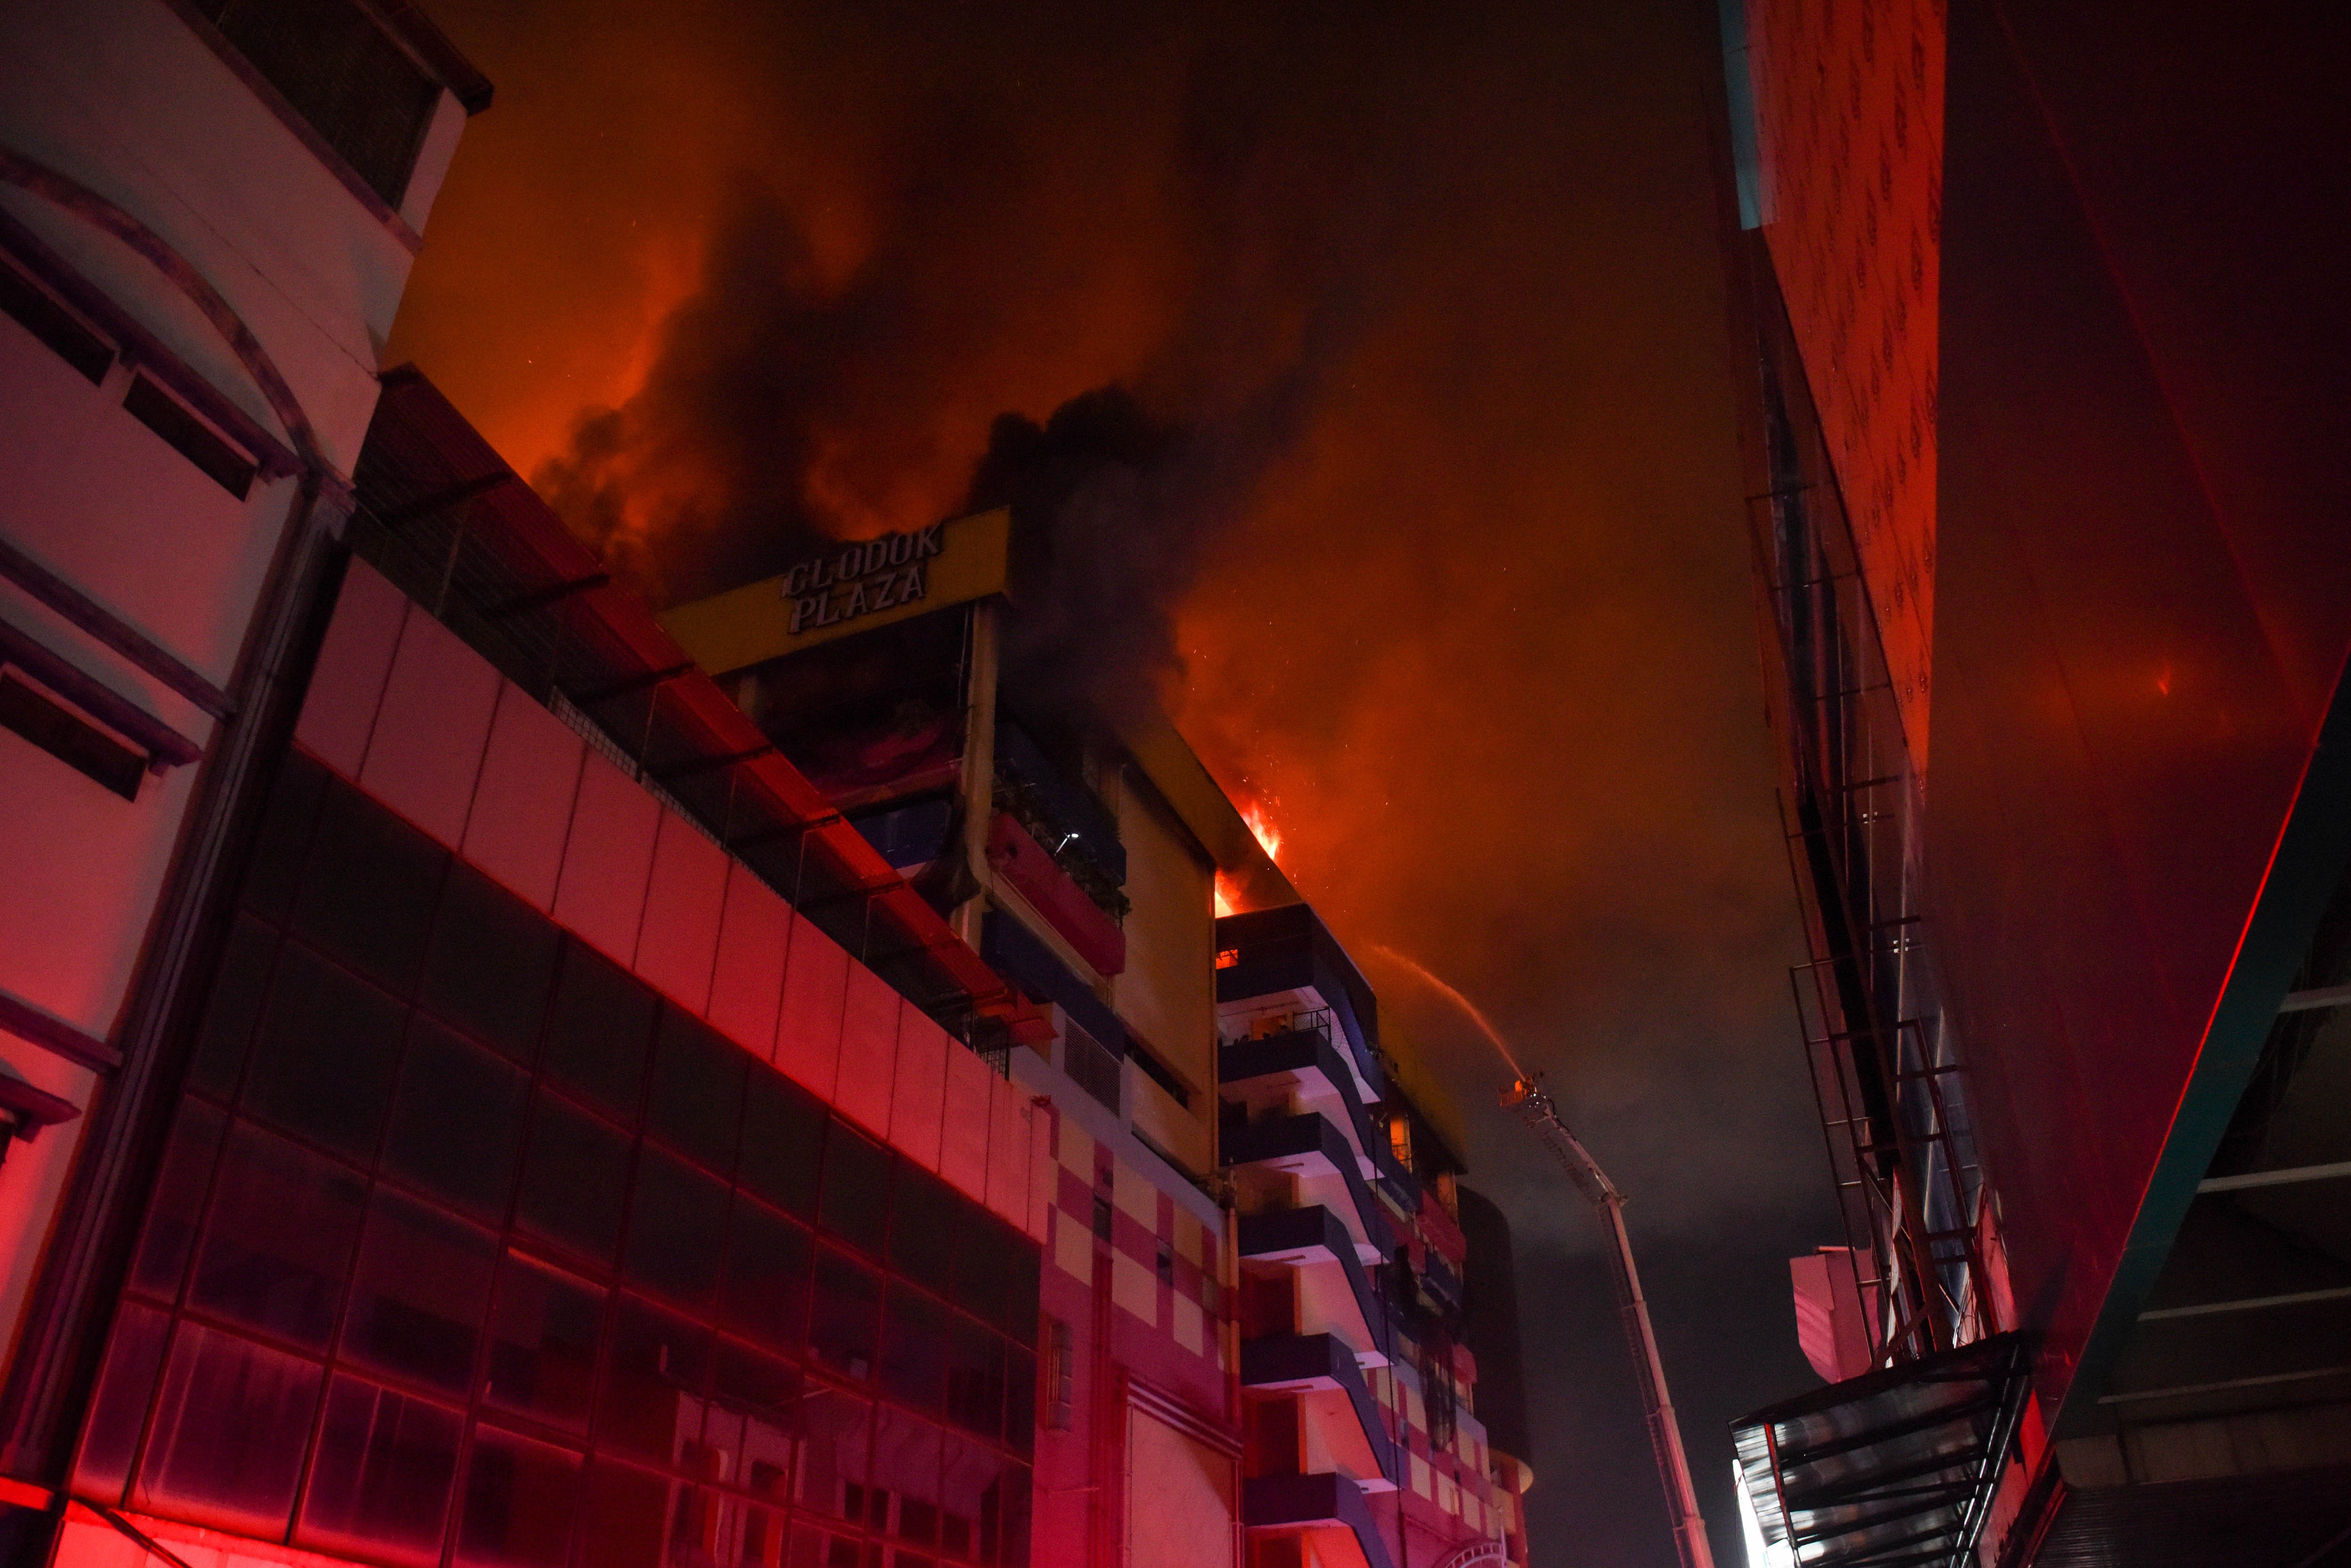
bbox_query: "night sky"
[385,2,1841,1562]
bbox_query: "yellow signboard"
[658,507,1011,677]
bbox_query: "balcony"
[1224,1111,1395,1264]
[1237,1207,1390,1366]
[988,812,1125,976]
[1242,1335,1397,1491]
[1220,1027,1416,1202]
[1215,905,1386,1101]
[1242,1474,1398,1568]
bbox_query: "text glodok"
[783,523,945,635]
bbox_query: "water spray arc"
[1501,1074,1715,1568]
[1368,947,1713,1568]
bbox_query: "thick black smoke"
[525,8,1398,710]
[965,363,1328,720]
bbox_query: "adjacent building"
[1714,0,2351,1563]
[0,12,1538,1568]
[0,0,484,1516]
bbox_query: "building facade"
[0,0,484,1521]
[1714,0,2351,1564]
[0,14,1538,1568]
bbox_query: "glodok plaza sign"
[781,522,947,634]
[657,507,1012,676]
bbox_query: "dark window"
[189,1122,365,1349]
[940,1313,1004,1441]
[513,1094,630,1265]
[622,1146,729,1306]
[737,1066,826,1217]
[483,1253,603,1434]
[576,1459,677,1568]
[809,1248,881,1383]
[790,1389,870,1521]
[818,1124,891,1257]
[122,374,256,499]
[185,915,277,1105]
[200,0,442,208]
[956,1217,1038,1345]
[598,1295,710,1465]
[886,1167,959,1298]
[241,751,327,924]
[1001,1349,1036,1456]
[293,782,447,995]
[719,1195,813,1351]
[299,1377,463,1568]
[1090,1194,1112,1243]
[996,1465,1032,1568]
[129,1100,228,1299]
[134,1323,322,1534]
[0,259,112,382]
[541,944,656,1124]
[383,1017,529,1223]
[455,1425,581,1568]
[342,1188,496,1396]
[645,1007,746,1175]
[421,865,560,1064]
[1127,1043,1191,1110]
[243,942,406,1162]
[0,669,146,798]
[878,1286,951,1415]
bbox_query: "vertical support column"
[953,601,999,950]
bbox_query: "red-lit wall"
[1926,0,2351,1422]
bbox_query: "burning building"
[1713,0,2351,1563]
[0,7,1537,1568]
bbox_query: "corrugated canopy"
[1731,1332,2032,1568]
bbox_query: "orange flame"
[1215,796,1283,917]
[1240,799,1283,863]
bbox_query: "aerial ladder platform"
[1501,1075,1715,1568]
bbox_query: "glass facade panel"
[189,1122,365,1348]
[300,1377,465,1568]
[422,864,561,1064]
[78,765,1036,1568]
[134,1322,323,1535]
[738,1068,826,1218]
[647,1008,747,1174]
[485,1252,604,1433]
[542,944,657,1122]
[245,942,406,1160]
[385,1016,531,1222]
[456,1425,582,1568]
[293,780,448,994]
[343,1188,497,1395]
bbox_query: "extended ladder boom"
[1503,1077,1715,1568]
